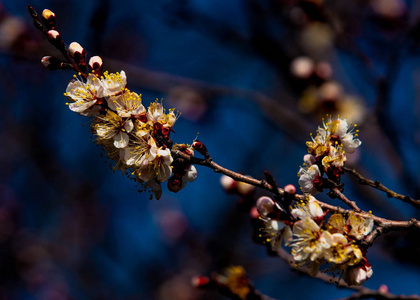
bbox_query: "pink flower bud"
[378,285,389,293]
[89,56,103,70]
[256,196,275,216]
[283,184,296,195]
[290,56,314,79]
[192,140,204,150]
[220,175,237,192]
[191,276,210,288]
[343,265,373,286]
[69,42,84,58]
[47,29,60,40]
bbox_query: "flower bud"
[290,56,314,79]
[167,174,184,193]
[47,30,63,48]
[192,140,204,150]
[192,140,210,158]
[378,285,389,293]
[220,175,237,193]
[41,9,56,29]
[236,181,255,196]
[256,196,275,217]
[191,276,210,288]
[69,42,85,58]
[47,29,60,40]
[89,56,103,70]
[41,56,64,70]
[343,265,373,286]
[42,9,55,19]
[283,184,296,195]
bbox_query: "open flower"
[322,116,361,153]
[100,70,127,97]
[134,148,173,183]
[326,212,374,240]
[65,73,104,116]
[122,136,157,166]
[291,196,324,220]
[322,145,347,170]
[298,164,323,194]
[108,89,145,118]
[346,212,374,240]
[291,218,332,265]
[323,234,362,266]
[306,128,330,157]
[261,217,293,250]
[95,110,134,148]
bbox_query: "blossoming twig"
[276,247,420,300]
[343,166,420,209]
[315,200,420,247]
[173,147,420,248]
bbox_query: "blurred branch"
[107,59,314,142]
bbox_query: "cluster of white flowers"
[298,116,361,194]
[62,53,195,199]
[30,6,199,199]
[257,195,374,285]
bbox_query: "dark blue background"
[1,0,420,299]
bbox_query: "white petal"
[113,131,129,148]
[186,165,197,182]
[124,119,134,133]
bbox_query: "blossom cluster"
[31,7,197,199]
[66,67,197,199]
[257,195,374,286]
[298,116,361,194]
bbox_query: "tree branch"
[343,167,420,209]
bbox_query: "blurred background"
[1,0,420,299]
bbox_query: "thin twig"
[343,167,420,209]
[330,187,362,212]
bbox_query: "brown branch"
[172,149,420,246]
[329,187,362,212]
[343,167,420,209]
[171,149,290,197]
